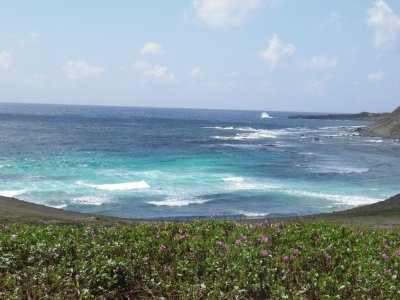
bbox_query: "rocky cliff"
[360,106,400,138]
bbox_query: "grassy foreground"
[1,221,399,299]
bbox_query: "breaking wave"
[147,198,209,207]
[77,180,150,191]
[0,190,26,197]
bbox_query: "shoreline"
[1,194,399,228]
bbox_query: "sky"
[0,0,399,113]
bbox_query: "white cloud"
[321,12,342,33]
[192,0,261,29]
[306,74,330,96]
[140,42,164,55]
[0,50,12,71]
[228,70,239,78]
[134,60,176,84]
[367,70,384,82]
[301,55,337,70]
[259,34,296,69]
[189,67,203,79]
[191,78,234,90]
[22,73,46,86]
[62,60,104,79]
[266,0,285,9]
[4,32,40,47]
[367,0,400,50]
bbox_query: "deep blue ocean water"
[0,103,399,219]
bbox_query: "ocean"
[0,103,399,219]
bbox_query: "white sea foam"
[235,127,258,131]
[49,204,67,209]
[318,126,363,130]
[365,139,383,143]
[224,178,282,191]
[221,144,260,150]
[0,190,26,197]
[313,166,369,174]
[226,183,259,190]
[203,126,235,130]
[213,129,280,140]
[78,180,150,191]
[260,112,272,119]
[237,210,270,217]
[286,190,382,206]
[223,177,244,182]
[72,196,110,206]
[298,152,319,156]
[147,198,209,207]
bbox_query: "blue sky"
[0,0,399,112]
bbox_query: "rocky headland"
[357,106,400,139]
[288,111,388,121]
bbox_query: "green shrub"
[0,221,398,299]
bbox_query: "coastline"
[1,194,399,228]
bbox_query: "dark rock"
[288,112,388,121]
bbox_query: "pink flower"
[283,256,289,264]
[178,235,185,240]
[216,240,223,246]
[393,250,400,255]
[324,254,332,261]
[85,226,92,231]
[163,266,172,275]
[262,250,268,257]
[241,235,248,241]
[385,245,391,251]
[160,245,167,251]
[235,240,241,244]
[301,246,306,251]
[293,249,299,256]
[385,269,392,273]
[11,234,17,240]
[383,238,387,244]
[124,249,129,254]
[281,269,288,275]
[358,229,363,236]
[382,253,389,260]
[263,236,269,244]
[377,246,382,251]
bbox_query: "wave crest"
[0,190,26,197]
[147,198,209,207]
[78,180,150,191]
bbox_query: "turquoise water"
[0,103,399,219]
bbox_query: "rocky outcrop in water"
[359,106,400,138]
[288,112,387,121]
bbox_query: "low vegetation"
[0,221,399,299]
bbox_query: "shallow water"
[0,103,399,219]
